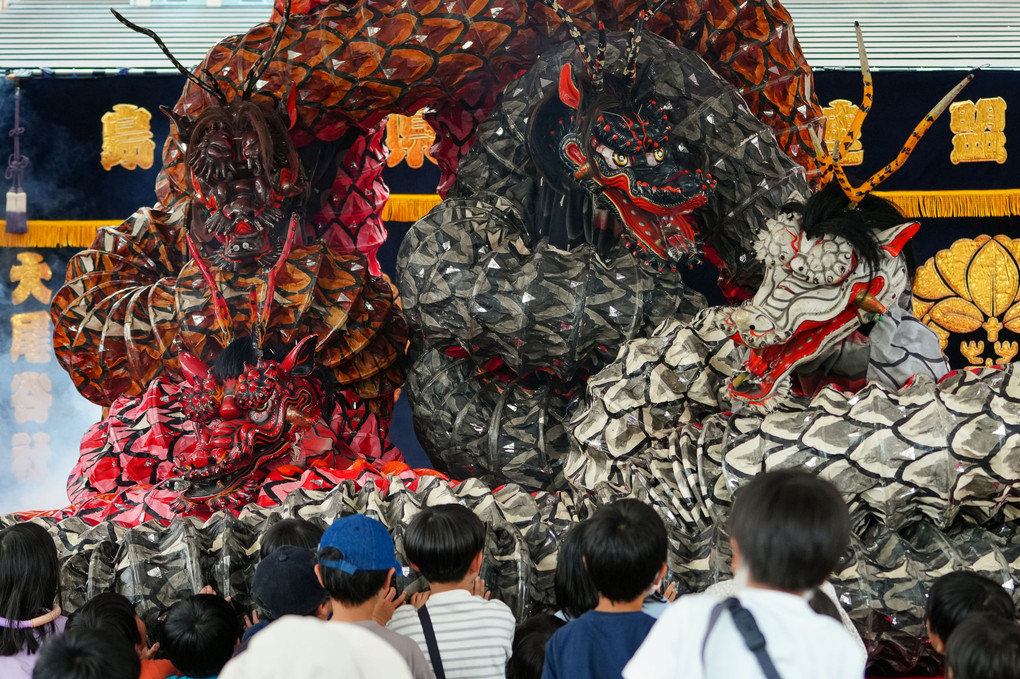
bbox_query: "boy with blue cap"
[315,514,435,679]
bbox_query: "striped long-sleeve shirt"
[387,590,515,679]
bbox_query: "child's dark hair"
[317,547,390,606]
[554,522,598,619]
[404,504,485,584]
[728,469,850,592]
[0,522,61,656]
[260,517,324,559]
[507,614,566,679]
[945,613,1020,679]
[32,629,140,679]
[160,594,239,678]
[583,499,667,603]
[927,571,1016,644]
[66,592,142,649]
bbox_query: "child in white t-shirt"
[624,469,866,679]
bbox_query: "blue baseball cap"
[318,514,401,574]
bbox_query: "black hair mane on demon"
[783,182,915,276]
[211,337,338,415]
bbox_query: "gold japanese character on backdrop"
[10,311,52,363]
[101,104,155,171]
[821,100,864,166]
[385,111,437,168]
[10,433,52,481]
[10,371,52,424]
[950,97,1007,164]
[10,252,53,305]
[914,235,1020,367]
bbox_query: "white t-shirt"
[623,589,866,679]
[387,589,515,679]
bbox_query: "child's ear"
[656,563,668,583]
[927,620,946,654]
[314,563,325,588]
[470,551,484,574]
[384,567,395,591]
[729,537,742,571]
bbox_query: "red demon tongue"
[234,221,256,235]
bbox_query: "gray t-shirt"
[354,620,436,679]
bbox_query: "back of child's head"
[260,517,324,559]
[554,521,598,618]
[927,571,1016,647]
[317,514,401,606]
[32,629,140,679]
[507,614,566,679]
[945,613,1020,679]
[66,592,142,651]
[404,504,485,584]
[0,522,61,656]
[728,469,850,592]
[583,499,667,603]
[161,594,238,678]
[252,545,329,619]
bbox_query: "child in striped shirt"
[388,504,515,679]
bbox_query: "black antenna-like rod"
[540,0,598,83]
[648,0,670,18]
[623,9,647,85]
[241,0,293,99]
[110,8,229,106]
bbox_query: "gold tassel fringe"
[874,189,1020,219]
[3,191,1018,249]
[380,194,442,222]
[0,220,114,249]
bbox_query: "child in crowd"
[926,570,1016,655]
[160,594,238,679]
[945,612,1020,679]
[388,504,515,679]
[507,614,565,679]
[243,545,331,645]
[259,517,324,559]
[32,628,140,679]
[314,514,434,679]
[220,616,412,679]
[0,522,65,679]
[625,469,866,679]
[553,522,598,620]
[542,499,666,679]
[67,591,176,679]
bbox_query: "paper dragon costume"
[20,4,1018,675]
[52,6,410,524]
[397,12,808,488]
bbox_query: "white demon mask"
[721,210,918,409]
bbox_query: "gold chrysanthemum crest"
[914,234,1020,366]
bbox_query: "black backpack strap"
[417,604,446,679]
[701,597,782,679]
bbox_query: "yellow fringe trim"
[0,220,115,249]
[381,194,442,222]
[4,191,1018,249]
[874,189,1020,219]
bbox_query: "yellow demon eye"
[653,147,665,162]
[612,152,630,168]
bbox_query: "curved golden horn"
[820,23,975,204]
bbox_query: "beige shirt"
[354,620,436,679]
